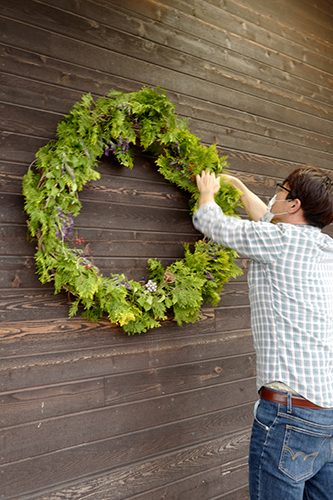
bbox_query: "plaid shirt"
[193,202,333,407]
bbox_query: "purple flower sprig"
[112,275,132,291]
[118,136,130,154]
[116,102,131,117]
[56,207,74,240]
[104,137,130,156]
[105,141,116,157]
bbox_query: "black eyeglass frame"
[276,183,293,197]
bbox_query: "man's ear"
[288,198,302,214]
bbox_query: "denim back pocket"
[279,424,330,481]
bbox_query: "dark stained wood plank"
[109,457,249,500]
[2,100,329,199]
[0,191,195,232]
[0,240,204,288]
[0,151,187,193]
[0,255,47,289]
[0,289,74,322]
[2,72,333,163]
[191,118,333,171]
[0,232,206,287]
[0,101,61,138]
[0,225,198,258]
[0,342,255,428]
[1,35,332,133]
[178,94,333,156]
[0,327,254,391]
[78,173,191,212]
[3,0,332,86]
[3,71,333,167]
[104,0,333,88]
[0,140,249,216]
[1,143,313,205]
[0,135,310,196]
[1,379,256,465]
[1,422,253,499]
[0,379,105,427]
[2,62,333,172]
[122,466,249,500]
[220,282,250,307]
[0,311,217,356]
[0,71,85,114]
[3,0,333,123]
[0,317,126,356]
[161,0,333,46]
[0,160,28,193]
[197,1,333,72]
[2,106,331,178]
[1,14,333,144]
[104,352,256,405]
[220,456,250,499]
[0,43,143,102]
[216,306,251,332]
[304,0,333,18]
[231,0,333,40]
[206,0,332,59]
[0,131,50,163]
[40,0,333,65]
[222,151,298,183]
[0,225,34,256]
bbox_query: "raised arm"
[196,171,267,222]
[221,174,267,222]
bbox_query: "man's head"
[282,166,333,229]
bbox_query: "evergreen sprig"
[22,86,243,334]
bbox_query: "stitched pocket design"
[279,425,329,481]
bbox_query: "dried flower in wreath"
[163,271,176,284]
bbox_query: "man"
[193,167,333,500]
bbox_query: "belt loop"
[287,393,292,414]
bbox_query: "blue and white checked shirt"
[193,201,333,407]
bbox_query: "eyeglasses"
[275,183,292,196]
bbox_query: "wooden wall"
[1,0,333,498]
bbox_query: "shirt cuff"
[193,201,218,217]
[192,201,220,232]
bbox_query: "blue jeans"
[248,394,333,499]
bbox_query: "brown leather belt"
[260,387,324,410]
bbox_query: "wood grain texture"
[2,427,252,499]
[0,328,254,391]
[1,0,333,498]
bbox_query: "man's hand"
[196,170,221,195]
[196,170,220,208]
[196,170,222,208]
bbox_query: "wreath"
[22,86,243,334]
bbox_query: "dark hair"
[283,166,333,228]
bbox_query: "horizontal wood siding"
[1,0,333,498]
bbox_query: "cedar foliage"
[22,87,242,334]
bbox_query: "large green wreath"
[22,86,243,334]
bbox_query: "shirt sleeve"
[193,201,286,263]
